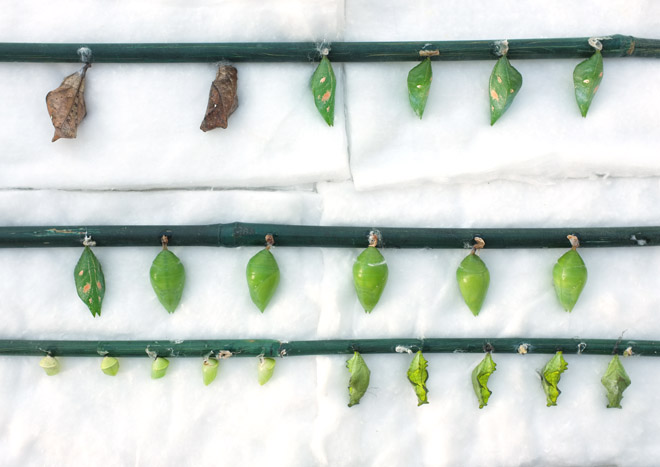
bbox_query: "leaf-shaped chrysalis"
[573,50,603,117]
[150,236,185,314]
[246,235,280,313]
[74,243,105,317]
[202,358,219,386]
[407,350,429,406]
[553,235,588,312]
[472,353,496,409]
[200,64,239,131]
[456,237,490,316]
[151,357,170,379]
[40,355,60,376]
[347,351,371,407]
[489,55,522,125]
[601,355,631,409]
[311,55,336,126]
[101,356,120,376]
[407,57,432,118]
[541,351,568,406]
[46,63,90,141]
[258,357,276,386]
[353,232,388,313]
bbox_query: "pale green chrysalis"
[150,236,186,314]
[347,351,371,407]
[472,353,496,409]
[541,351,568,406]
[101,356,120,376]
[40,355,60,376]
[601,354,631,408]
[202,358,219,386]
[489,55,522,125]
[553,235,588,312]
[151,357,170,379]
[258,357,276,386]
[246,235,280,313]
[407,57,432,118]
[311,55,336,126]
[456,237,490,316]
[353,232,388,313]
[74,240,105,317]
[573,48,603,117]
[407,350,429,406]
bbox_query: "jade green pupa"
[246,234,280,312]
[352,231,388,313]
[456,237,490,316]
[150,236,186,313]
[552,235,588,312]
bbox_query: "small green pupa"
[352,231,388,313]
[101,356,120,376]
[151,357,170,379]
[552,235,588,312]
[202,358,219,386]
[246,234,280,312]
[150,235,186,314]
[257,356,276,386]
[39,355,60,376]
[456,237,490,316]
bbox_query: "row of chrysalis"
[73,232,588,317]
[37,349,632,409]
[38,353,276,386]
[46,43,603,141]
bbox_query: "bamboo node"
[77,46,92,64]
[82,235,96,247]
[588,37,604,51]
[395,345,414,355]
[493,39,509,56]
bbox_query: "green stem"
[0,35,658,63]
[0,338,654,357]
[0,224,657,249]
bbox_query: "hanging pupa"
[347,351,371,407]
[456,237,490,316]
[352,231,388,313]
[311,54,336,126]
[472,352,496,409]
[74,236,105,317]
[257,356,276,385]
[601,354,631,408]
[202,357,219,386]
[573,38,604,117]
[151,357,170,379]
[46,60,90,141]
[200,64,239,131]
[407,56,433,118]
[246,234,280,312]
[101,356,120,376]
[540,351,568,406]
[407,350,429,406]
[489,40,522,125]
[150,235,186,314]
[39,355,60,376]
[552,235,588,312]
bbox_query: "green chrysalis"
[39,355,60,376]
[150,236,186,314]
[456,237,490,316]
[74,243,105,317]
[151,357,170,379]
[407,350,429,406]
[347,351,370,407]
[101,356,119,376]
[202,358,219,386]
[489,55,522,125]
[407,57,432,118]
[541,351,568,406]
[258,357,276,386]
[246,235,280,313]
[573,49,603,117]
[472,353,496,409]
[311,55,336,126]
[553,235,588,312]
[353,233,388,313]
[601,355,631,409]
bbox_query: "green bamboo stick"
[0,35,658,63]
[0,338,654,357]
[0,224,656,249]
